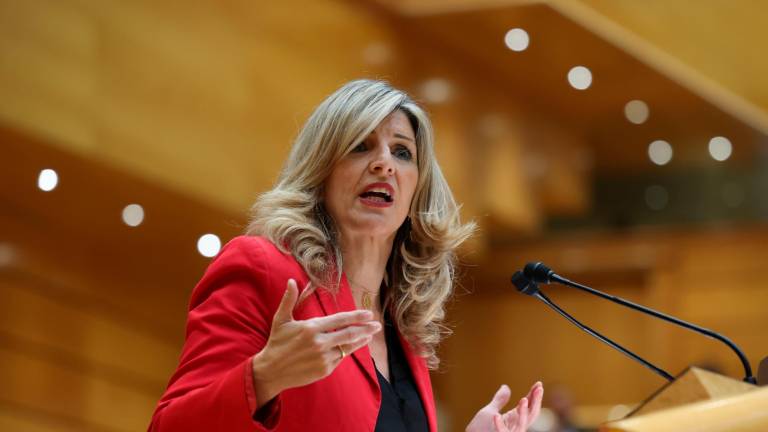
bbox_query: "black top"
[373,315,429,432]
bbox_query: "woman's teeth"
[360,191,392,202]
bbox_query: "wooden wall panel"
[0,406,83,432]
[0,0,96,150]
[0,124,244,431]
[0,345,155,432]
[0,281,177,386]
[0,0,596,241]
[0,0,409,214]
[4,1,765,431]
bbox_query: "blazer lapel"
[399,332,438,432]
[313,274,378,388]
[314,275,436,431]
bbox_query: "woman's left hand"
[465,381,544,432]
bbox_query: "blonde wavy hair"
[246,79,475,368]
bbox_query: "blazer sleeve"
[149,237,284,432]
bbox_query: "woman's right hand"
[250,278,381,407]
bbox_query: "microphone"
[519,262,757,384]
[511,271,675,382]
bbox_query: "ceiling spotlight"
[644,185,669,211]
[567,66,592,90]
[362,42,391,65]
[122,204,145,227]
[648,140,673,166]
[0,243,15,268]
[624,100,649,124]
[504,28,529,52]
[420,78,452,104]
[708,136,732,161]
[37,168,58,191]
[197,234,221,258]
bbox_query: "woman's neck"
[339,232,393,314]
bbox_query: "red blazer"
[149,235,437,431]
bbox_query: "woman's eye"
[394,146,413,161]
[352,142,367,153]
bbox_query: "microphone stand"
[523,262,757,384]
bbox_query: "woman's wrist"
[251,352,281,408]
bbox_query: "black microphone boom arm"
[511,270,674,382]
[522,262,757,384]
[535,290,675,381]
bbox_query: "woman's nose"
[369,148,395,175]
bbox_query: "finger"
[525,381,540,400]
[524,382,542,407]
[528,383,544,422]
[501,409,517,427]
[321,321,381,348]
[516,398,528,431]
[305,309,374,332]
[493,413,506,432]
[487,384,511,411]
[336,334,373,361]
[273,279,299,325]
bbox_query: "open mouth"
[359,190,393,203]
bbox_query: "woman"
[150,80,543,431]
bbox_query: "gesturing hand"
[466,382,544,432]
[251,279,381,406]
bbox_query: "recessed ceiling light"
[708,136,732,161]
[122,204,145,227]
[420,78,452,104]
[648,140,673,166]
[567,66,592,90]
[0,243,15,268]
[504,28,529,52]
[37,169,58,191]
[645,185,669,210]
[362,42,391,65]
[197,234,221,258]
[624,100,649,124]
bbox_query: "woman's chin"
[341,216,401,239]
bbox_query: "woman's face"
[324,110,419,241]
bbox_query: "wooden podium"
[601,367,768,431]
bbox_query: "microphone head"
[511,271,539,296]
[524,262,554,284]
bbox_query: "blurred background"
[2,0,768,430]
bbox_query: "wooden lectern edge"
[600,385,768,432]
[625,366,756,418]
[601,366,763,432]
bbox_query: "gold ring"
[337,345,346,360]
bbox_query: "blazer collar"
[313,273,378,389]
[313,274,438,432]
[398,330,438,432]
